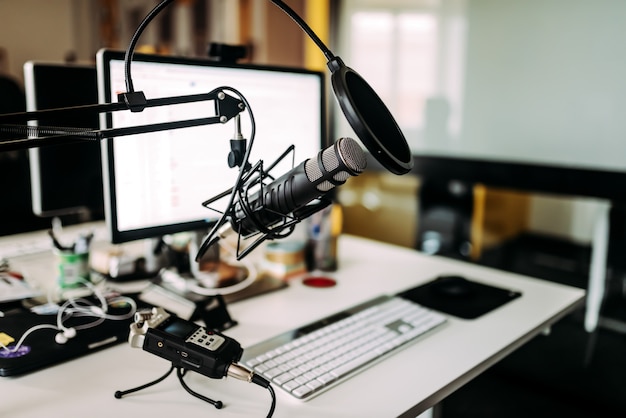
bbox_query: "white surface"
[1,235,584,418]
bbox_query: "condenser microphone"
[231,136,366,237]
[198,137,366,259]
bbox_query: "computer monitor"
[24,61,105,222]
[96,49,326,244]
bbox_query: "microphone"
[232,136,366,237]
[198,137,366,260]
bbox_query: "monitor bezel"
[97,49,327,244]
[24,60,105,220]
[407,154,626,204]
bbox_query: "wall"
[339,171,420,249]
[461,0,623,244]
[0,0,95,82]
[0,0,315,79]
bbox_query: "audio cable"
[0,279,137,353]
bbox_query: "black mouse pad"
[397,276,522,319]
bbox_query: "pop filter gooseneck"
[268,0,413,175]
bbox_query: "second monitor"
[24,61,104,223]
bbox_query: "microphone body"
[231,136,366,237]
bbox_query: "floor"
[439,308,626,418]
[438,233,626,418]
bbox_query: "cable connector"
[118,91,147,112]
[227,362,254,382]
[227,363,270,388]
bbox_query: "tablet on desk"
[0,301,137,377]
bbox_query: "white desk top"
[2,234,584,418]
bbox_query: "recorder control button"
[187,328,225,351]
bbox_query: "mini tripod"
[114,363,223,409]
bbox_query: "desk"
[2,235,584,417]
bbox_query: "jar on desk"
[262,240,307,280]
[55,249,90,289]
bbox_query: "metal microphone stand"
[114,363,224,409]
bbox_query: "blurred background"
[1,1,626,416]
[0,0,618,256]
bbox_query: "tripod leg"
[176,367,223,409]
[115,364,175,399]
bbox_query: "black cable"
[196,87,257,261]
[268,0,335,61]
[247,372,275,417]
[176,367,223,409]
[266,384,277,418]
[124,0,175,93]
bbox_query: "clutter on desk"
[0,272,41,304]
[0,278,139,376]
[305,203,342,272]
[90,248,159,281]
[302,275,337,288]
[49,228,93,289]
[138,283,237,331]
[0,258,39,306]
[262,240,307,280]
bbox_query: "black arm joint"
[118,91,147,112]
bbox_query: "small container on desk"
[50,229,93,289]
[55,250,90,289]
[262,241,307,280]
[305,204,342,272]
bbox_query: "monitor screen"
[24,61,105,221]
[96,49,326,244]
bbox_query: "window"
[336,0,466,152]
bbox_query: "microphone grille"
[305,137,367,192]
[336,137,367,174]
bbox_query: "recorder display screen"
[162,319,198,339]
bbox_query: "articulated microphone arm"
[0,87,246,152]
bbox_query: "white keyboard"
[241,295,447,400]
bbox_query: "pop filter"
[328,57,413,175]
[268,0,413,176]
